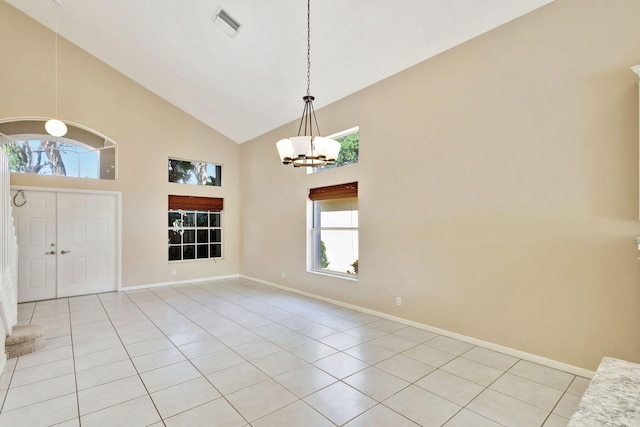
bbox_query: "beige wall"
[0,2,240,287]
[240,0,640,371]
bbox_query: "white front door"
[57,193,116,298]
[13,191,57,302]
[12,189,118,302]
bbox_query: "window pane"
[319,198,358,228]
[183,213,195,227]
[168,158,222,186]
[168,230,181,244]
[210,213,221,227]
[196,212,208,227]
[210,244,222,258]
[183,230,195,243]
[168,211,182,227]
[197,245,208,259]
[168,246,182,261]
[210,229,221,243]
[315,229,358,275]
[183,245,196,260]
[197,229,208,243]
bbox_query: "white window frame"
[307,196,358,281]
[168,209,223,262]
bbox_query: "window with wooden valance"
[308,182,358,201]
[168,195,223,211]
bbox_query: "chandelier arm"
[297,100,309,137]
[298,99,309,136]
[309,99,321,137]
[307,100,313,137]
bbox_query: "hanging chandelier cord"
[298,0,319,139]
[54,13,59,118]
[306,0,311,97]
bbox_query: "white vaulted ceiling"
[5,0,554,143]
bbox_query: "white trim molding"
[120,274,240,291]
[240,274,595,379]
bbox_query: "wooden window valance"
[168,195,223,211]
[309,182,358,201]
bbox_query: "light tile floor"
[0,278,590,426]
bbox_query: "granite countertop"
[568,357,640,426]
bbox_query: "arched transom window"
[0,118,117,180]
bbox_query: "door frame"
[11,185,123,294]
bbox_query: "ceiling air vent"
[213,8,241,37]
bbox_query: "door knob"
[61,250,71,254]
[44,251,56,255]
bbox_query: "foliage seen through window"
[168,158,222,186]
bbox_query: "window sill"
[308,269,358,282]
[169,258,223,263]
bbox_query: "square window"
[167,207,223,262]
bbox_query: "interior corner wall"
[239,0,640,371]
[0,1,240,288]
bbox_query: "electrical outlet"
[282,272,285,278]
[172,269,176,276]
[396,297,402,306]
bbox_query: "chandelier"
[276,0,341,167]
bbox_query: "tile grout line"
[66,297,83,427]
[95,292,168,426]
[119,285,252,426]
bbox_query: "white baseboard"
[120,274,240,291]
[240,275,595,379]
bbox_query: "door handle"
[61,250,71,254]
[44,251,56,255]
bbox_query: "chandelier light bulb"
[45,119,67,137]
